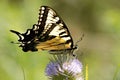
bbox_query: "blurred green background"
[0,0,120,80]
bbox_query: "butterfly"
[10,6,77,54]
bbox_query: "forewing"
[36,6,74,50]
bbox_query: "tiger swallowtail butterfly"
[10,6,77,54]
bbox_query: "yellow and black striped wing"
[10,6,74,52]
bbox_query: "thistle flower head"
[45,54,84,80]
[62,59,83,76]
[45,61,60,76]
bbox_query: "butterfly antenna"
[71,33,84,57]
[74,33,84,48]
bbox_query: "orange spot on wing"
[36,36,71,50]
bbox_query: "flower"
[45,54,84,80]
[62,59,83,76]
[45,61,60,76]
